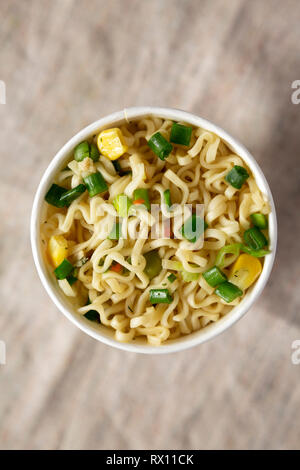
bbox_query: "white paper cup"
[31,107,277,354]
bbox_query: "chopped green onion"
[54,259,73,280]
[148,132,173,160]
[163,189,172,209]
[74,141,90,161]
[89,143,100,162]
[243,227,267,250]
[58,184,86,206]
[215,243,241,269]
[168,261,199,282]
[45,184,67,207]
[108,222,121,240]
[240,245,270,257]
[150,289,173,304]
[225,165,249,189]
[170,123,192,146]
[203,266,227,287]
[74,141,99,162]
[84,310,100,323]
[215,281,243,303]
[181,270,200,282]
[67,274,77,285]
[250,213,268,229]
[113,194,132,217]
[83,172,108,197]
[167,273,177,283]
[133,188,150,210]
[181,214,208,243]
[144,250,162,279]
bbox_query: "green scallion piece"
[108,222,121,240]
[113,194,132,217]
[45,184,67,208]
[181,214,208,243]
[240,245,270,257]
[167,273,177,283]
[163,189,172,209]
[58,184,86,207]
[89,143,100,162]
[67,274,78,286]
[148,132,173,160]
[243,227,268,250]
[170,123,192,146]
[250,213,268,229]
[225,165,249,189]
[84,310,100,323]
[143,250,162,280]
[150,289,173,304]
[83,171,108,197]
[215,281,243,303]
[203,266,227,287]
[133,188,150,210]
[215,243,241,269]
[54,259,73,280]
[181,270,200,282]
[74,141,90,162]
[74,141,99,162]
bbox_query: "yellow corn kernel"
[97,128,128,160]
[48,235,68,268]
[229,254,262,290]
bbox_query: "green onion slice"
[108,222,122,240]
[113,194,132,217]
[225,165,249,189]
[181,214,208,243]
[84,310,101,323]
[167,273,177,283]
[170,123,192,146]
[215,243,241,269]
[74,141,99,162]
[59,184,86,207]
[163,189,172,209]
[148,132,173,160]
[45,184,67,208]
[83,172,108,197]
[240,245,270,257]
[143,250,162,280]
[89,143,100,162]
[203,266,227,287]
[181,270,200,282]
[215,281,243,303]
[67,274,77,286]
[74,141,90,162]
[54,259,73,280]
[150,289,173,304]
[250,213,268,229]
[243,227,268,250]
[133,188,150,210]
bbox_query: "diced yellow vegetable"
[228,254,262,290]
[97,128,128,160]
[48,235,68,268]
